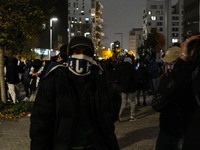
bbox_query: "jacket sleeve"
[30,73,56,150]
[152,59,193,112]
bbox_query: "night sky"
[100,0,178,49]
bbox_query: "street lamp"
[114,33,123,49]
[50,18,58,50]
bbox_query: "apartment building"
[129,28,143,58]
[68,0,104,54]
[143,0,183,52]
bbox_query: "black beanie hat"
[68,36,94,56]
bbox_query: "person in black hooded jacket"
[118,56,137,121]
[30,36,119,150]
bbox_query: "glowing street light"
[50,18,58,50]
[114,33,123,49]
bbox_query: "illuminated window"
[71,33,75,37]
[81,10,84,15]
[172,39,178,43]
[85,17,89,21]
[151,16,156,20]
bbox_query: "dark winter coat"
[24,60,32,83]
[118,61,136,93]
[30,65,119,150]
[148,61,159,78]
[135,66,150,90]
[5,57,19,84]
[104,59,121,84]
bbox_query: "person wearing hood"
[30,36,119,150]
[118,56,137,121]
[135,60,150,106]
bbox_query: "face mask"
[67,54,93,76]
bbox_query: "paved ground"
[115,105,159,150]
[0,92,160,150]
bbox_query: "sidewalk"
[0,94,159,150]
[115,105,159,150]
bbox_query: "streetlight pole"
[114,33,123,49]
[50,18,58,50]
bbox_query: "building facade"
[183,0,200,35]
[68,0,104,55]
[129,28,143,58]
[143,0,183,52]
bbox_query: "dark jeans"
[24,80,31,97]
[136,89,146,104]
[150,78,158,94]
[156,129,183,150]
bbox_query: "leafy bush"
[0,101,33,120]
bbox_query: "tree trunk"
[0,47,6,103]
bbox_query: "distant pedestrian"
[118,56,137,121]
[135,60,150,106]
[104,53,121,92]
[103,53,122,121]
[22,60,32,101]
[5,57,20,103]
[29,59,43,101]
[148,57,159,95]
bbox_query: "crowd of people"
[2,34,200,150]
[3,44,69,103]
[4,42,162,106]
[4,57,48,103]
